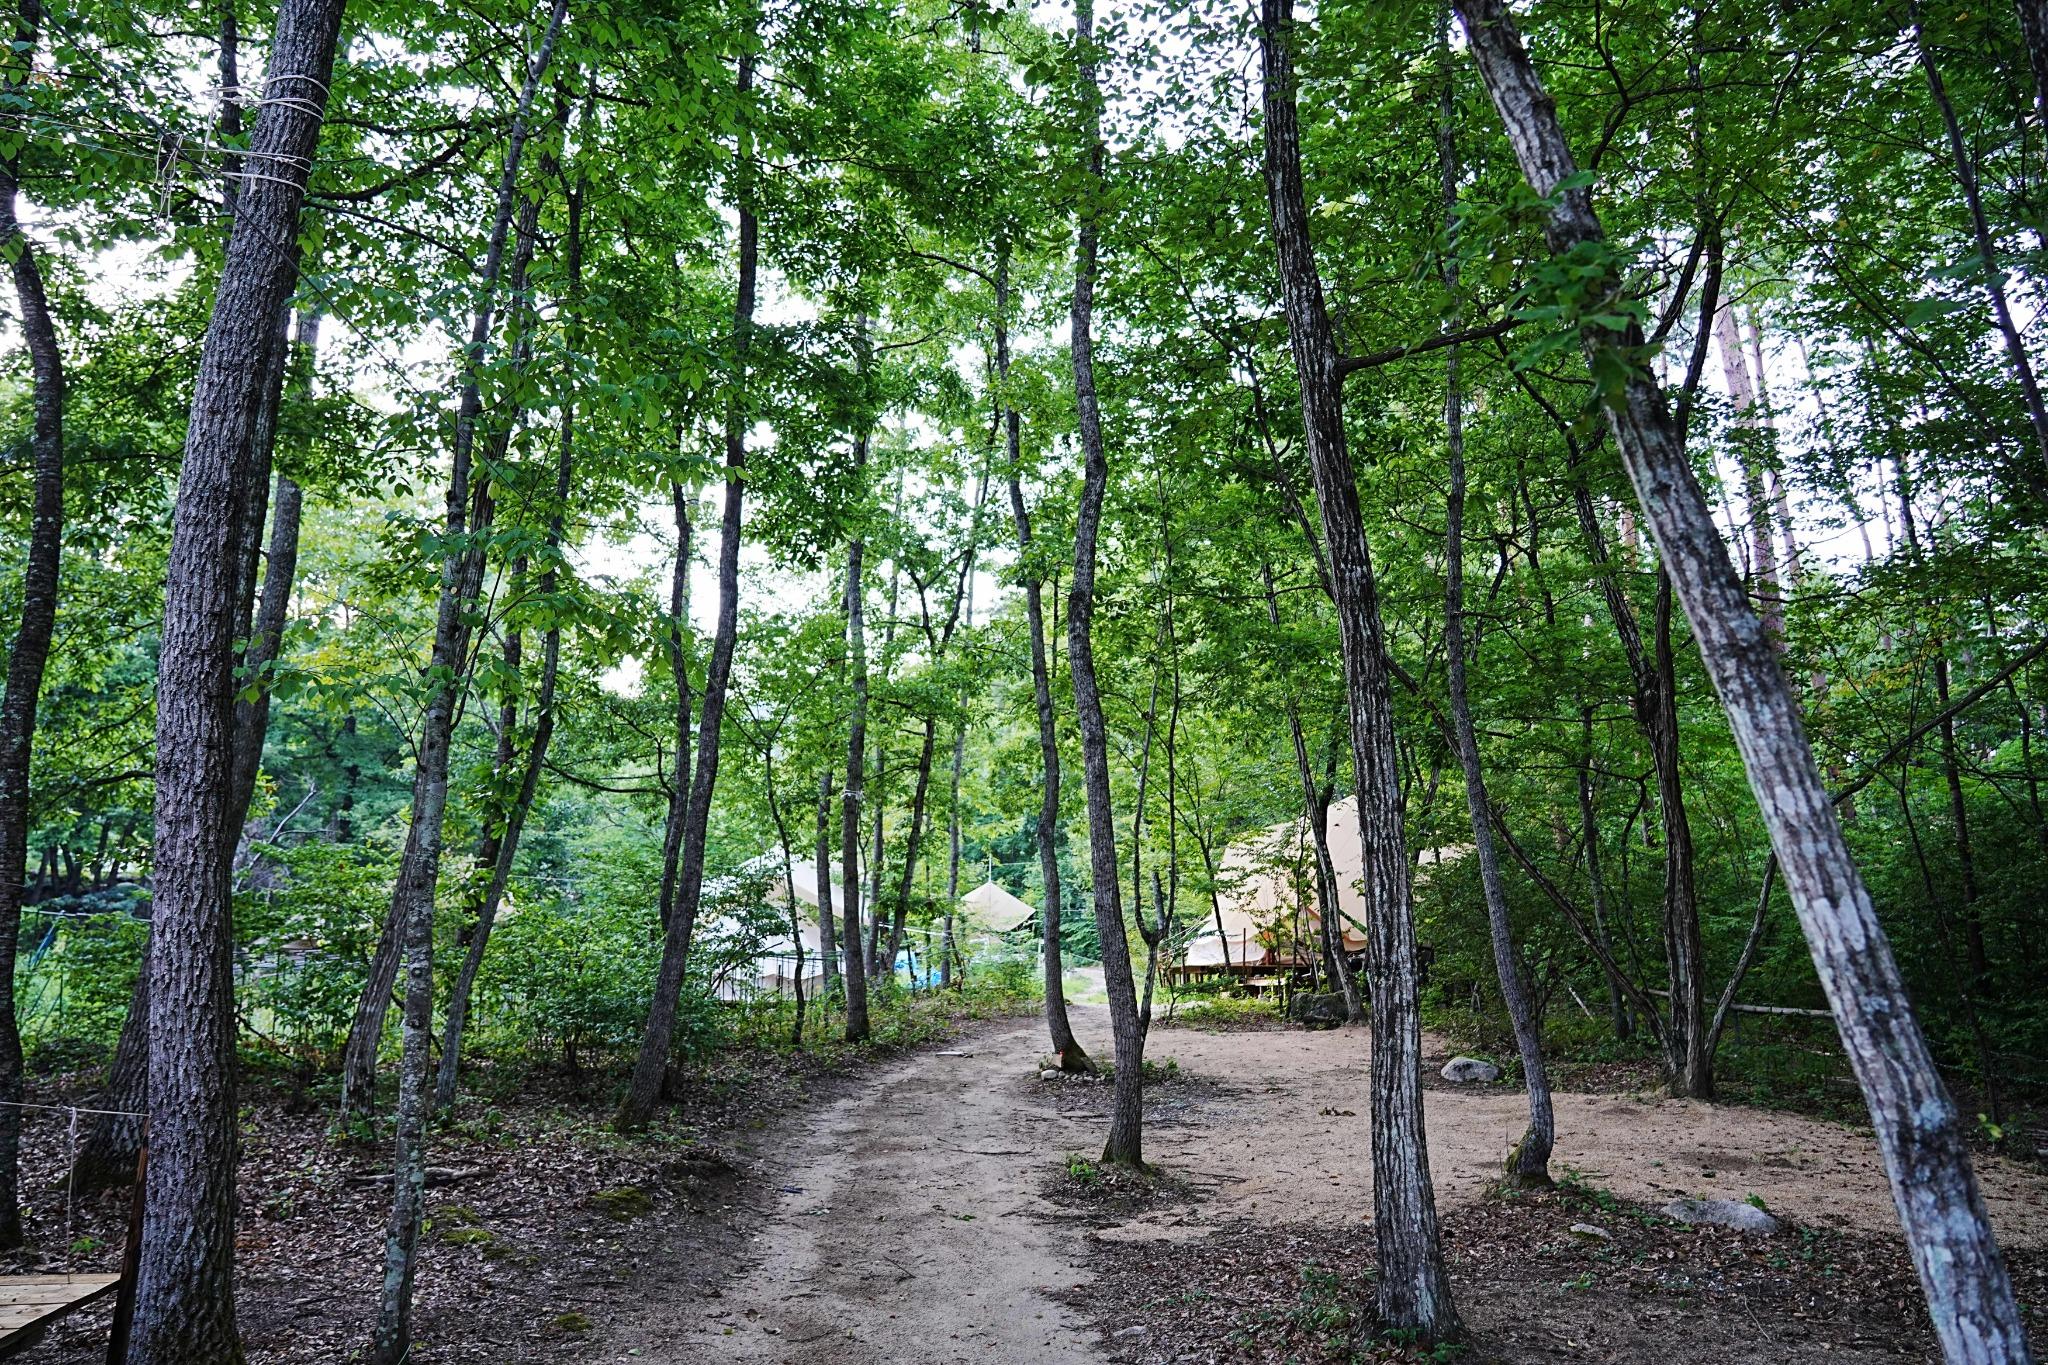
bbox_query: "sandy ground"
[590,1007,2048,1363]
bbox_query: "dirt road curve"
[594,1007,2048,1363]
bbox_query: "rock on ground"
[1441,1056,1500,1084]
[1286,992,1348,1030]
[1662,1197,1783,1234]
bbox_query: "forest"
[0,0,2045,1360]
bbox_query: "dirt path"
[594,1015,1110,1363]
[596,1007,2048,1363]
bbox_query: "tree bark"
[839,477,876,1041]
[1912,0,2048,483]
[1261,0,1458,1338]
[133,0,343,1355]
[615,41,757,1128]
[657,481,695,933]
[90,315,316,1198]
[1262,563,1361,1021]
[1068,0,1142,1164]
[1001,248,1092,1073]
[368,8,565,1358]
[433,169,583,1113]
[1438,33,1552,1186]
[2019,0,2048,180]
[341,176,543,1127]
[817,772,839,995]
[0,0,66,1248]
[1457,4,2032,1357]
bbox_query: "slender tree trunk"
[341,176,543,1125]
[369,10,565,1358]
[1715,300,1784,648]
[1651,572,1711,1097]
[1438,34,1552,1185]
[840,443,876,1041]
[1557,426,1704,1086]
[616,42,757,1128]
[883,717,938,978]
[0,0,66,1247]
[658,481,696,933]
[760,748,805,1046]
[817,772,839,995]
[1577,709,1631,1040]
[2019,0,2048,176]
[1261,0,1458,1338]
[1262,564,1361,1021]
[941,481,984,989]
[1456,5,2031,1357]
[1001,248,1092,1073]
[1069,0,1143,1165]
[433,170,583,1113]
[1912,0,2048,482]
[133,0,343,1355]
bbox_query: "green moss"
[590,1185,653,1221]
[553,1311,593,1333]
[437,1226,496,1248]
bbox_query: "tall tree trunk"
[1438,31,1553,1186]
[863,471,904,982]
[2019,0,2048,178]
[615,41,757,1128]
[1714,300,1784,648]
[817,772,839,995]
[1456,4,2031,1358]
[1260,0,1458,1339]
[883,718,938,978]
[1547,392,1705,1091]
[1650,571,1711,1097]
[340,176,542,1125]
[840,500,876,1041]
[133,0,343,1355]
[1001,248,1092,1073]
[368,8,565,1358]
[1261,563,1361,1021]
[1911,0,2048,481]
[433,168,583,1114]
[1576,708,1632,1040]
[1069,0,1143,1165]
[0,0,65,1248]
[942,566,973,989]
[657,481,695,933]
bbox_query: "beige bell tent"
[697,856,858,1001]
[958,878,1036,934]
[1176,796,1464,981]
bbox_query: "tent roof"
[961,878,1036,933]
[1179,798,1467,963]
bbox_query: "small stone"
[1568,1222,1613,1242]
[1661,1198,1782,1234]
[1440,1056,1500,1084]
[1040,1069,1062,1081]
[1114,1325,1148,1339]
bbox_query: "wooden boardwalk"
[0,1273,122,1358]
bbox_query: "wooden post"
[105,1126,144,1365]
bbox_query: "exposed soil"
[7,1005,2046,1363]
[1,1033,961,1363]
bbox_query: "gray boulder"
[1439,1056,1500,1084]
[1661,1198,1782,1234]
[1288,992,1349,1030]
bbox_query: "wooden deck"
[0,1273,122,1358]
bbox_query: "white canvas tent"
[958,878,1036,934]
[1177,797,1465,978]
[697,856,859,1002]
